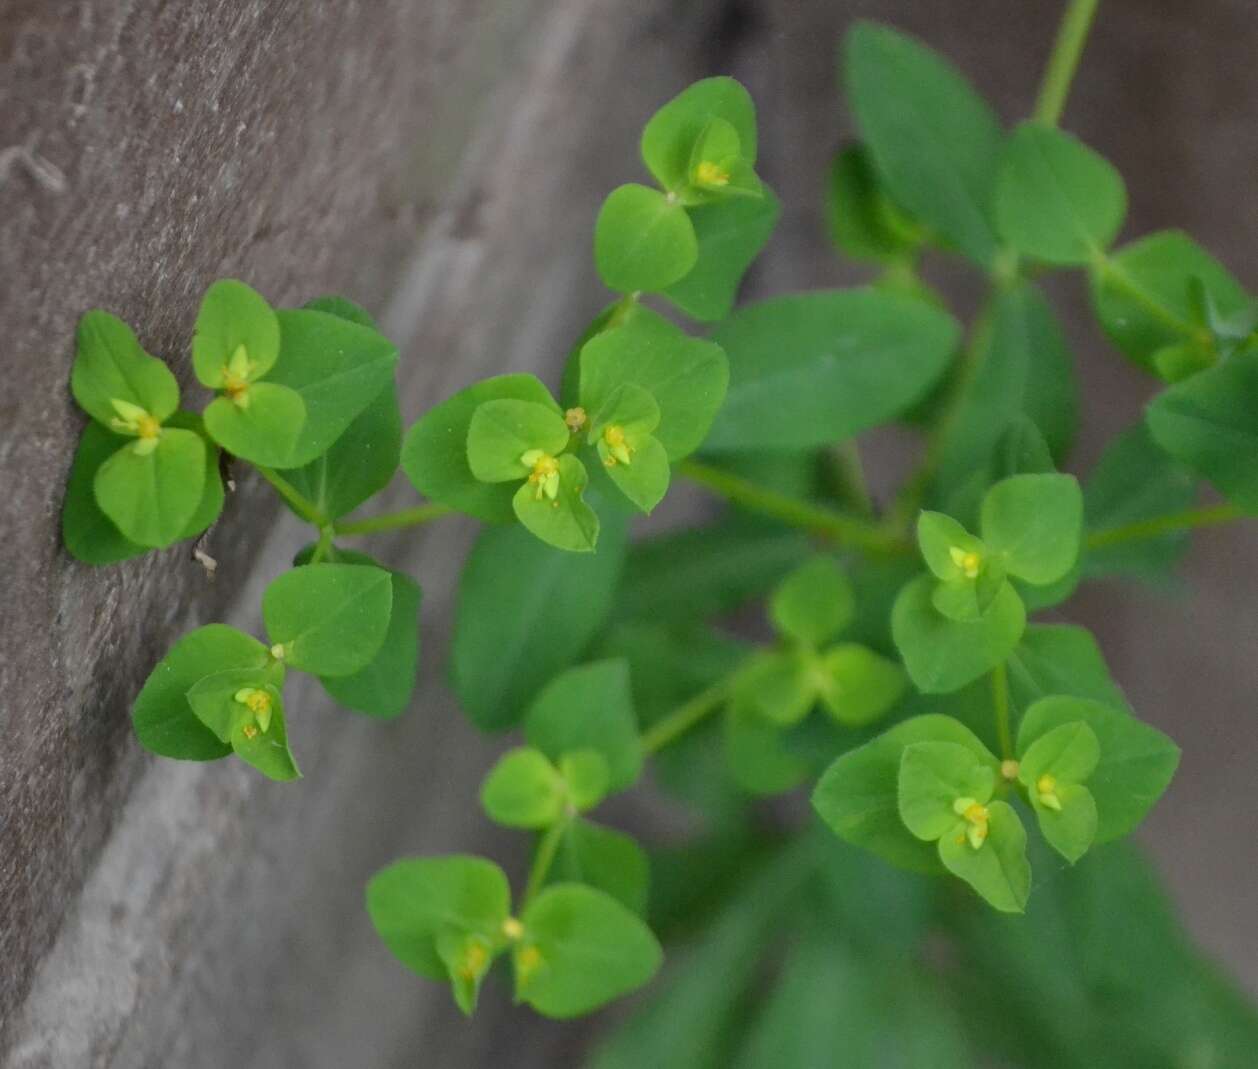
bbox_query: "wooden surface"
[1,1,1255,1065]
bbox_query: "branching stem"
[333,503,455,537]
[253,465,326,527]
[1034,0,1102,126]
[1086,502,1242,550]
[640,677,732,756]
[991,661,1014,761]
[678,459,909,556]
[523,819,568,907]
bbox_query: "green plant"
[63,2,1258,1058]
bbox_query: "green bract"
[588,383,670,514]
[640,76,758,197]
[578,303,728,461]
[524,659,643,793]
[514,884,663,1019]
[594,184,698,294]
[892,574,1025,693]
[1016,696,1179,843]
[366,856,511,1015]
[813,714,998,873]
[262,563,393,676]
[1015,720,1100,863]
[402,373,560,522]
[769,555,854,646]
[71,311,179,428]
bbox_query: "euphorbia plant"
[62,0,1258,1059]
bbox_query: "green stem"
[310,527,334,565]
[829,440,875,517]
[253,465,326,527]
[333,503,455,537]
[523,819,568,906]
[991,661,1013,761]
[640,678,732,756]
[1033,0,1102,126]
[886,306,994,532]
[678,459,909,556]
[1086,502,1243,550]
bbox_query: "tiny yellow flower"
[521,450,561,501]
[696,160,730,187]
[602,425,633,467]
[948,545,982,579]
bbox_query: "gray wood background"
[1,1,1254,1065]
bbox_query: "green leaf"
[230,689,300,782]
[366,855,510,980]
[480,747,566,828]
[937,800,1030,913]
[436,929,495,1016]
[579,305,728,460]
[687,116,760,197]
[516,884,662,1018]
[826,143,923,263]
[703,289,959,452]
[71,310,180,428]
[812,714,998,872]
[1031,782,1096,865]
[402,373,559,523]
[202,381,306,466]
[844,21,1002,266]
[513,454,599,553]
[452,505,628,730]
[1145,349,1258,512]
[817,643,907,727]
[935,283,1078,488]
[64,419,222,565]
[768,555,854,646]
[994,122,1126,264]
[559,751,611,812]
[615,519,810,624]
[1018,720,1101,783]
[191,279,280,387]
[267,307,399,467]
[594,184,698,294]
[550,820,649,916]
[640,76,757,194]
[262,563,393,676]
[524,659,642,793]
[916,511,984,583]
[62,423,146,565]
[93,427,206,548]
[467,398,569,483]
[1007,624,1130,712]
[1090,230,1248,370]
[1083,423,1196,583]
[1018,721,1101,864]
[132,625,269,760]
[980,473,1083,585]
[1016,696,1179,843]
[891,574,1025,694]
[321,565,421,719]
[663,185,780,322]
[602,433,670,514]
[723,701,811,796]
[283,383,402,521]
[730,649,815,728]
[898,741,996,841]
